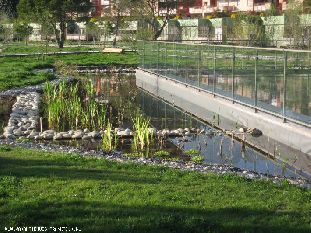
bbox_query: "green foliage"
[132,113,152,150]
[231,12,266,46]
[102,121,116,152]
[190,155,204,164]
[13,23,33,41]
[154,150,170,158]
[0,145,12,152]
[17,0,93,47]
[43,80,107,131]
[185,149,200,156]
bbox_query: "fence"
[137,40,311,126]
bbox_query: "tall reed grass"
[132,113,153,150]
[43,80,107,131]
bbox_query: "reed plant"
[102,120,116,152]
[43,80,107,131]
[132,113,153,150]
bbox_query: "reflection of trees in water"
[216,72,310,116]
[92,74,139,128]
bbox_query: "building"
[90,0,112,17]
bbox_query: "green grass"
[0,52,138,91]
[0,145,310,233]
[1,44,98,54]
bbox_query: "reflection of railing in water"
[138,40,311,127]
[138,87,310,180]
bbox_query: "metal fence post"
[197,46,201,87]
[274,51,277,70]
[232,47,236,103]
[185,44,188,84]
[165,42,168,77]
[254,49,258,113]
[213,45,216,96]
[157,41,159,75]
[142,40,145,69]
[283,51,287,122]
[173,42,176,75]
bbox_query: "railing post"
[232,47,236,103]
[185,44,188,84]
[157,41,159,75]
[254,49,258,113]
[142,40,145,69]
[213,45,216,96]
[283,50,287,122]
[274,50,277,70]
[173,42,176,75]
[197,46,201,87]
[165,42,168,77]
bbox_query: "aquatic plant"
[124,152,144,158]
[154,150,170,158]
[185,149,200,156]
[132,113,153,150]
[102,121,116,152]
[43,80,108,131]
[190,155,204,164]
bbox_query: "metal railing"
[137,40,311,127]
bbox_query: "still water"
[90,73,307,180]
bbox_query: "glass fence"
[137,41,311,126]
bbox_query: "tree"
[0,0,20,18]
[102,0,137,47]
[134,0,195,40]
[284,0,303,48]
[14,23,33,44]
[17,0,92,48]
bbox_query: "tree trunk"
[153,19,168,41]
[56,21,66,49]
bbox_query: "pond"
[0,73,308,181]
[41,73,307,180]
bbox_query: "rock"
[34,135,43,140]
[53,133,63,140]
[13,128,23,136]
[0,135,5,139]
[248,128,263,137]
[148,128,157,135]
[82,135,91,140]
[29,131,39,137]
[6,134,15,140]
[43,130,55,135]
[169,130,181,136]
[72,132,83,139]
[184,131,191,136]
[68,130,75,135]
[43,134,53,140]
[88,131,101,139]
[238,127,247,133]
[184,128,190,132]
[124,128,132,136]
[62,133,72,139]
[83,128,90,134]
[177,128,184,134]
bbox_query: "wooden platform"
[102,48,124,53]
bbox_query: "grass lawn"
[0,145,310,233]
[0,52,138,92]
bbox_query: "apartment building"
[90,0,307,18]
[90,0,111,17]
